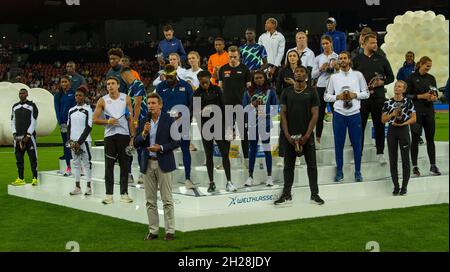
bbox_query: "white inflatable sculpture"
[0,82,57,145]
[381,10,449,97]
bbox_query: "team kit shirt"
[127,79,148,121]
[155,79,194,114]
[67,104,93,143]
[218,63,252,106]
[239,43,268,71]
[382,97,415,125]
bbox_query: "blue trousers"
[248,129,272,177]
[180,139,191,180]
[61,132,71,168]
[332,112,362,173]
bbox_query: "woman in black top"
[405,56,441,177]
[193,70,232,193]
[382,81,416,196]
[276,50,302,98]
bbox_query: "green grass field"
[0,113,448,252]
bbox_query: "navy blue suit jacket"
[134,112,180,173]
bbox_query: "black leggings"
[202,138,231,183]
[387,125,410,190]
[361,98,386,154]
[410,111,436,166]
[104,134,130,195]
[316,87,334,139]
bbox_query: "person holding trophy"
[274,65,324,205]
[11,88,39,186]
[67,86,94,196]
[325,51,369,183]
[405,56,442,177]
[382,81,416,196]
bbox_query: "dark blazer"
[134,112,180,173]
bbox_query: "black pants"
[14,136,38,179]
[104,134,130,195]
[410,111,436,166]
[283,136,318,196]
[229,111,249,159]
[202,138,231,182]
[361,98,386,154]
[316,87,334,139]
[387,125,410,190]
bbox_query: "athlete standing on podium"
[93,76,135,205]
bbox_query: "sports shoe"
[31,178,38,186]
[276,161,284,168]
[226,181,237,192]
[59,156,65,160]
[137,173,144,184]
[412,166,420,177]
[185,179,195,189]
[265,176,274,187]
[69,187,82,195]
[399,188,407,196]
[392,188,400,196]
[430,165,441,176]
[334,171,344,182]
[11,178,26,186]
[355,172,364,182]
[120,193,133,203]
[215,164,224,170]
[84,187,92,196]
[377,154,387,165]
[128,174,134,184]
[274,194,292,205]
[295,160,301,167]
[207,182,216,193]
[244,177,253,187]
[311,194,325,205]
[102,195,113,205]
[63,167,72,177]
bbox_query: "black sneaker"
[274,194,292,205]
[412,167,420,177]
[430,165,442,176]
[400,188,407,196]
[392,188,400,196]
[311,194,325,205]
[207,182,216,193]
[59,156,65,160]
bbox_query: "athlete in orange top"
[207,37,229,85]
[120,56,141,81]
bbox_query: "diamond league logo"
[228,193,280,207]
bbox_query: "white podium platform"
[8,121,450,232]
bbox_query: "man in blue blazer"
[134,92,180,241]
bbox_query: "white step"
[8,173,449,232]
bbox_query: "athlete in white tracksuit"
[67,87,93,196]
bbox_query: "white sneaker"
[276,161,284,168]
[377,154,387,165]
[84,187,92,196]
[295,160,301,167]
[102,195,113,204]
[185,179,195,189]
[215,164,224,170]
[226,182,237,192]
[120,193,133,203]
[243,159,249,169]
[137,173,144,184]
[69,187,82,195]
[244,177,253,187]
[128,174,134,184]
[266,176,274,186]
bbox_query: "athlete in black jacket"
[10,88,39,186]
